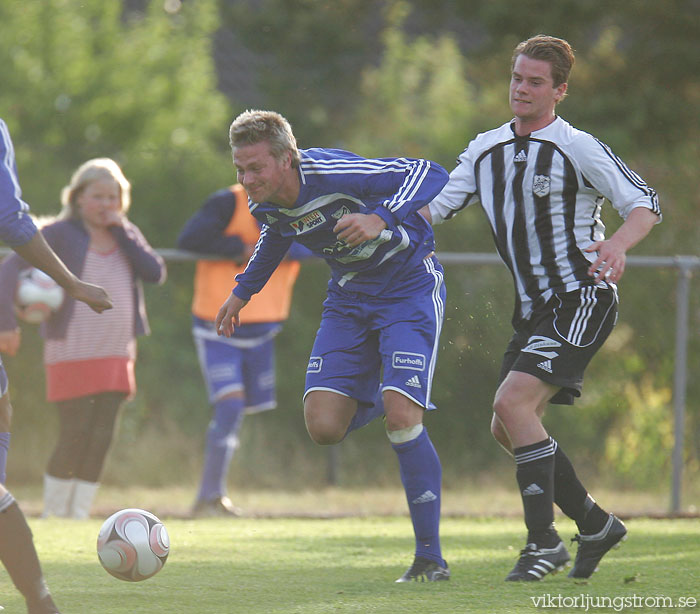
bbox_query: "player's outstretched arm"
[12,232,112,313]
[584,207,659,284]
[215,291,249,337]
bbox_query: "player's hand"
[215,292,248,337]
[67,280,113,313]
[0,329,21,357]
[333,213,387,248]
[584,240,627,284]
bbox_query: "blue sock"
[0,432,9,484]
[392,428,444,565]
[344,385,384,438]
[197,397,245,502]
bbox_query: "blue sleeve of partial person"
[301,149,449,230]
[232,225,293,301]
[177,189,246,258]
[367,157,450,229]
[0,119,37,247]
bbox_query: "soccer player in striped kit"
[423,35,661,581]
[216,110,450,582]
[0,118,111,613]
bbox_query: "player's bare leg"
[493,372,569,580]
[305,390,448,582]
[0,486,61,614]
[491,400,549,456]
[304,390,357,445]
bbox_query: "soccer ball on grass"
[97,508,170,582]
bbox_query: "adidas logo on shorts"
[405,375,421,388]
[537,359,553,373]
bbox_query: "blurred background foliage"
[1,0,698,503]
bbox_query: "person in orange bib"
[178,184,311,517]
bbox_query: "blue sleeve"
[304,149,448,228]
[177,189,246,257]
[232,225,293,301]
[0,119,38,247]
[365,157,449,229]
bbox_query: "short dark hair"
[512,35,575,88]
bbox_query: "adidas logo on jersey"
[522,483,544,496]
[405,375,422,388]
[537,360,553,373]
[514,149,527,163]
[412,490,437,505]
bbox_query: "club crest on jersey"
[522,335,560,360]
[392,352,426,371]
[532,175,551,198]
[291,210,326,235]
[306,356,323,373]
[331,205,352,220]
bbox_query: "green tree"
[0,0,234,242]
[0,0,237,485]
[218,0,386,147]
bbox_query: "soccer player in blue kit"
[216,110,451,582]
[0,118,111,613]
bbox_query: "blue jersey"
[233,148,448,298]
[0,119,37,247]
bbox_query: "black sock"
[0,501,52,605]
[514,437,558,547]
[552,442,609,535]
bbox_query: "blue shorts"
[0,356,7,397]
[192,319,278,413]
[304,255,445,410]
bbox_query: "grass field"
[1,513,698,613]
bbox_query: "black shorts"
[499,285,618,405]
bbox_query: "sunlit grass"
[1,516,697,614]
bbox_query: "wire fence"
[2,247,698,512]
[154,249,700,513]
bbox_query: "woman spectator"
[0,158,166,518]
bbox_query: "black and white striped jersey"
[428,117,661,326]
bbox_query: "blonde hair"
[60,158,131,219]
[229,110,301,167]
